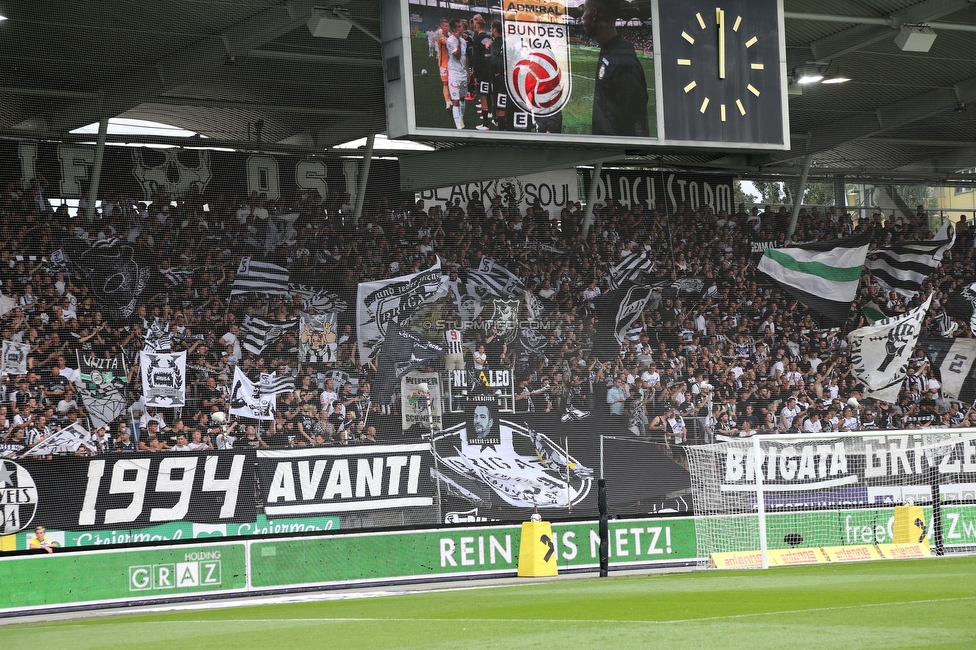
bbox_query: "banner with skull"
[299,312,338,364]
[229,366,277,421]
[848,293,933,402]
[1,340,29,376]
[70,239,152,322]
[140,351,187,408]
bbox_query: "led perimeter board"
[381,0,788,150]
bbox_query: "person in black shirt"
[469,14,493,131]
[582,0,649,137]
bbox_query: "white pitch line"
[21,595,976,630]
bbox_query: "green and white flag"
[758,236,870,325]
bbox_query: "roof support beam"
[17,1,325,133]
[804,0,975,63]
[148,96,361,117]
[764,74,976,164]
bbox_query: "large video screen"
[381,0,788,150]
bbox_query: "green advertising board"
[0,542,247,611]
[248,516,699,589]
[4,514,340,550]
[3,504,975,614]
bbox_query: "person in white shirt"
[171,434,192,452]
[445,18,469,129]
[802,411,823,434]
[214,427,236,450]
[473,344,488,370]
[221,324,242,363]
[187,430,211,451]
[780,396,801,430]
[319,379,338,411]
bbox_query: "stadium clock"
[657,0,785,145]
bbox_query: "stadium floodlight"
[795,64,824,84]
[0,14,7,22]
[895,24,937,53]
[307,7,352,39]
[686,429,976,569]
[820,69,851,84]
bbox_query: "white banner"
[1,340,29,376]
[848,294,933,402]
[229,366,277,420]
[401,371,443,431]
[357,259,446,363]
[140,351,187,408]
[299,312,338,363]
[417,170,579,216]
[939,338,976,400]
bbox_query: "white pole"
[753,433,769,569]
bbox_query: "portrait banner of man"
[466,398,501,446]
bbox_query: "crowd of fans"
[0,171,975,462]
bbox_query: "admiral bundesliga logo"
[503,1,572,117]
[0,460,39,535]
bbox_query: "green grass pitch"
[7,556,976,648]
[411,36,656,136]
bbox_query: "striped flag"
[607,252,654,290]
[467,257,524,298]
[758,236,870,325]
[240,316,298,355]
[259,372,296,396]
[865,221,954,297]
[160,267,196,286]
[232,257,290,296]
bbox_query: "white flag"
[140,351,187,408]
[229,366,277,420]
[401,371,443,432]
[848,294,933,402]
[1,340,29,376]
[357,258,446,362]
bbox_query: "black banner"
[433,407,692,523]
[581,169,736,215]
[0,140,407,203]
[257,445,436,518]
[2,451,255,534]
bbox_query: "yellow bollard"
[517,521,559,577]
[892,504,930,548]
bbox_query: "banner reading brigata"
[0,452,255,536]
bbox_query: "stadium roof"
[1,0,975,188]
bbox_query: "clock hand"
[717,8,725,80]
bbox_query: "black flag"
[592,282,654,360]
[374,322,446,404]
